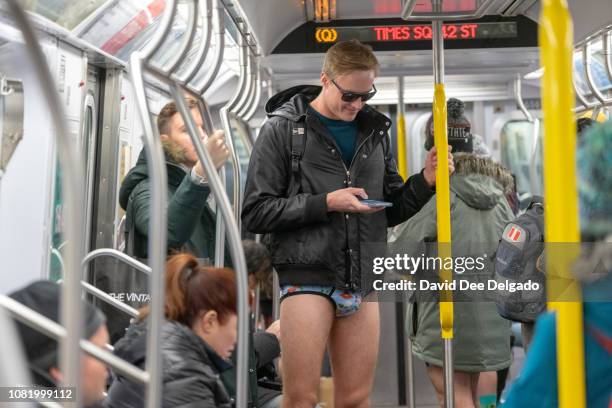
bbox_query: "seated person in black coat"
[105,253,243,408]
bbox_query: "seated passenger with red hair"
[106,253,245,408]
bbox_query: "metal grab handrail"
[397,76,408,180]
[162,0,198,75]
[235,51,255,117]
[170,86,250,408]
[177,0,213,85]
[514,74,541,195]
[0,306,34,408]
[57,277,140,319]
[583,44,608,106]
[0,295,149,385]
[238,57,258,119]
[83,248,152,275]
[128,0,250,404]
[573,72,595,109]
[515,74,534,122]
[140,0,177,61]
[432,11,455,408]
[80,281,139,318]
[127,1,180,404]
[6,3,86,405]
[219,30,247,236]
[188,0,228,269]
[605,32,612,93]
[539,1,586,408]
[129,52,168,408]
[243,63,262,121]
[195,0,225,94]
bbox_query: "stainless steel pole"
[583,44,607,106]
[83,248,152,275]
[162,0,198,75]
[244,64,262,121]
[195,0,225,94]
[177,0,213,85]
[0,295,149,385]
[432,7,454,408]
[6,4,85,406]
[272,269,280,320]
[129,53,169,408]
[171,86,250,408]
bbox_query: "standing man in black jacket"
[242,40,452,408]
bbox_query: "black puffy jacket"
[105,320,232,408]
[242,85,435,291]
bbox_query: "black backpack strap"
[288,120,306,196]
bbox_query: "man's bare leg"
[328,300,380,408]
[426,365,478,408]
[475,371,497,407]
[280,295,335,408]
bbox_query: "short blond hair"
[322,39,379,78]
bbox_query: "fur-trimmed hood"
[450,154,514,210]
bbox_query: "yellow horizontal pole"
[433,83,453,339]
[539,1,585,407]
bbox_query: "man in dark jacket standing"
[242,40,452,407]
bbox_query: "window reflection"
[23,0,108,30]
[500,120,543,197]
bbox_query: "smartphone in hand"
[358,198,393,208]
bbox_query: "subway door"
[47,43,90,281]
[82,67,100,256]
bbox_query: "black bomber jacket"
[241,85,434,292]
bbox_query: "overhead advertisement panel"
[273,16,537,54]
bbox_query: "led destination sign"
[314,22,517,44]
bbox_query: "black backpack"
[494,198,546,323]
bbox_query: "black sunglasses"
[330,78,377,102]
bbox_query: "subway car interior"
[0,0,611,407]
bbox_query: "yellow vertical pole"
[434,83,453,338]
[432,13,454,407]
[539,1,586,407]
[397,76,408,179]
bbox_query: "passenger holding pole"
[242,39,453,408]
[119,99,229,261]
[105,99,230,343]
[390,98,514,408]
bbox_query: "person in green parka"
[390,98,513,408]
[119,99,230,260]
[100,100,229,344]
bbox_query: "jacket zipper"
[328,129,375,290]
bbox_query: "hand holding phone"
[358,198,393,208]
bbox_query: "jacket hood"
[265,85,321,120]
[118,149,187,210]
[450,154,514,210]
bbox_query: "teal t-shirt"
[310,107,358,167]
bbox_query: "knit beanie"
[425,98,473,153]
[9,280,106,386]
